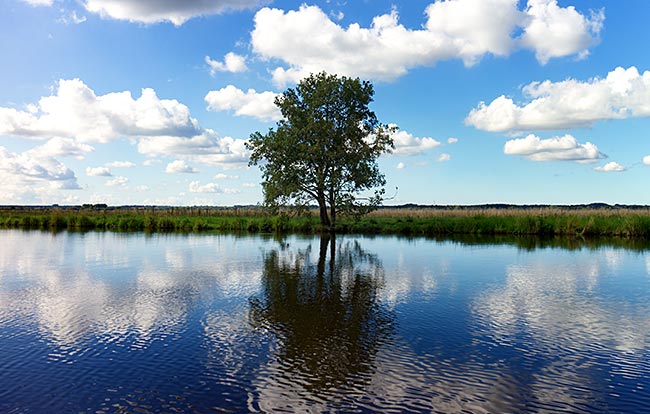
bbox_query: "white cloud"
[165,160,198,174]
[214,173,239,180]
[189,181,221,193]
[84,0,267,25]
[447,137,458,144]
[21,0,53,6]
[521,0,604,64]
[423,0,521,65]
[189,181,241,194]
[467,66,650,132]
[86,166,112,177]
[0,78,201,143]
[143,159,161,166]
[251,2,603,86]
[106,176,128,186]
[0,141,83,203]
[643,155,650,166]
[71,10,87,24]
[390,127,441,156]
[396,162,405,169]
[504,134,606,163]
[30,137,94,159]
[331,10,344,21]
[205,85,281,122]
[105,161,135,168]
[205,53,248,75]
[437,153,451,162]
[594,162,625,172]
[4,143,83,181]
[59,10,87,24]
[242,182,257,188]
[0,78,249,169]
[139,132,249,168]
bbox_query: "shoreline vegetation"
[2,204,650,239]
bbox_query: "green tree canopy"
[247,72,394,229]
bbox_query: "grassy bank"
[2,206,650,238]
[0,208,303,233]
[357,207,650,237]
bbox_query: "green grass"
[2,207,650,238]
[0,209,321,234]
[345,214,650,237]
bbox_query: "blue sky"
[1,0,649,206]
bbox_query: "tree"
[247,72,394,229]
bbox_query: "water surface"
[1,230,649,413]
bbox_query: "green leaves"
[247,72,394,227]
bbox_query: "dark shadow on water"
[13,227,650,252]
[248,234,394,392]
[421,234,650,252]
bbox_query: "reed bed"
[355,207,650,238]
[1,206,650,238]
[369,207,650,218]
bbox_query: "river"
[1,230,649,413]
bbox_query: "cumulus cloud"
[503,134,606,163]
[189,181,240,194]
[242,182,257,188]
[396,162,405,169]
[0,137,90,203]
[594,162,625,172]
[139,132,249,168]
[105,161,135,168]
[251,1,603,86]
[447,137,458,144]
[0,78,249,168]
[644,156,650,166]
[423,0,521,63]
[86,166,112,177]
[205,85,281,122]
[30,137,94,159]
[205,53,248,75]
[214,173,239,180]
[520,0,604,64]
[0,141,82,203]
[189,181,221,193]
[84,0,267,25]
[437,153,451,162]
[0,78,201,143]
[165,160,198,174]
[467,66,650,132]
[106,176,129,186]
[1,147,81,187]
[390,127,441,156]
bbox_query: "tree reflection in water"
[249,235,394,391]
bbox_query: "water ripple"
[1,231,650,413]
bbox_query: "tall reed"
[1,206,650,238]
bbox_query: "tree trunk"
[329,188,336,231]
[317,195,331,227]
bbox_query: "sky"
[1,0,649,206]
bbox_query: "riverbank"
[2,205,650,238]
